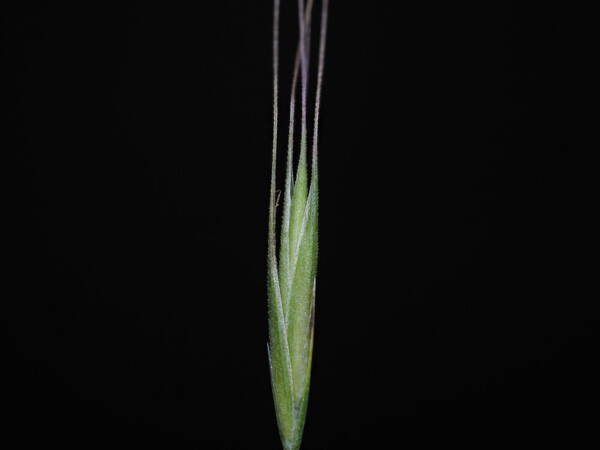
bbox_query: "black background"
[2,1,590,449]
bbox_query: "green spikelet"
[267,1,328,449]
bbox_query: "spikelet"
[267,1,329,449]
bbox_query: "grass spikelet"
[267,1,329,449]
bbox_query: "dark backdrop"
[2,1,588,449]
